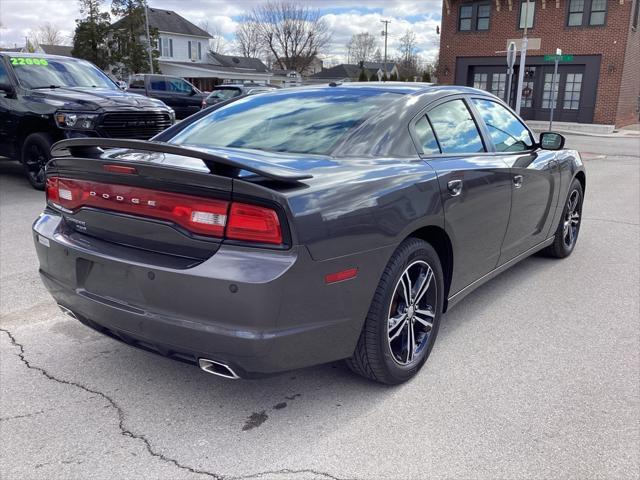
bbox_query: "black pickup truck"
[127,74,206,120]
[0,52,175,189]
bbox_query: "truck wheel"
[346,238,444,385]
[21,133,54,190]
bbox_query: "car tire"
[543,178,584,259]
[21,132,54,190]
[347,238,444,385]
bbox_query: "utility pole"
[514,1,531,115]
[144,1,154,74]
[549,48,561,131]
[381,20,390,80]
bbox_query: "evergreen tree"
[389,72,398,81]
[422,70,432,82]
[110,0,159,77]
[358,69,368,82]
[72,0,111,70]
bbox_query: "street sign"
[544,54,573,62]
[507,42,517,69]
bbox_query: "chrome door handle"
[513,175,524,188]
[447,179,463,196]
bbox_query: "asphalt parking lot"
[1,133,638,480]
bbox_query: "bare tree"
[397,29,419,78]
[235,20,262,58]
[372,47,383,64]
[245,1,331,73]
[346,32,377,65]
[35,23,65,45]
[199,20,227,54]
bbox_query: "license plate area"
[79,258,145,305]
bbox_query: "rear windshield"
[170,88,401,155]
[9,56,116,90]
[207,87,241,101]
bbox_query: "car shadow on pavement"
[23,251,560,439]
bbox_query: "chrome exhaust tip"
[58,304,78,320]
[198,358,240,380]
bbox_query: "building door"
[470,67,510,103]
[517,65,586,123]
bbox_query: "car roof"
[282,82,488,97]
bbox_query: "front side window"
[208,88,241,101]
[167,77,193,93]
[0,59,9,85]
[413,116,440,155]
[459,3,491,31]
[9,56,116,90]
[427,99,485,154]
[519,1,536,29]
[169,88,402,155]
[472,99,533,152]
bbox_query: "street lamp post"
[514,1,531,115]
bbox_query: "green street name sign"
[544,54,574,62]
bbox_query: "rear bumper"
[34,212,392,376]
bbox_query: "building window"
[519,1,535,29]
[459,3,491,31]
[542,73,559,109]
[491,73,506,100]
[477,4,491,30]
[459,5,473,30]
[589,0,606,25]
[634,0,640,29]
[564,73,583,110]
[160,37,173,57]
[473,73,488,90]
[568,0,607,26]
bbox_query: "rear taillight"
[227,203,282,245]
[46,177,284,245]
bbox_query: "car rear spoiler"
[50,138,313,183]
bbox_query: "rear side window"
[129,76,145,88]
[472,98,533,152]
[149,76,167,91]
[427,99,485,154]
[413,116,440,155]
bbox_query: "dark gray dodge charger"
[33,83,585,384]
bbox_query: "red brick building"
[437,0,640,127]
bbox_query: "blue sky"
[0,0,443,63]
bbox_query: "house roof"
[111,8,212,38]
[39,44,73,57]
[363,62,397,72]
[309,64,362,80]
[207,53,270,73]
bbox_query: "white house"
[110,8,271,89]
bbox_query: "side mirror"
[539,132,565,150]
[117,81,127,91]
[0,82,15,95]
